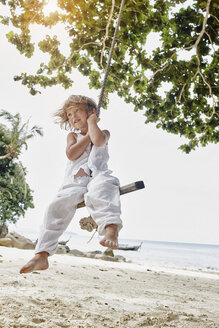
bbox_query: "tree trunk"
[0,224,8,238]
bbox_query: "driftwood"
[77,180,145,209]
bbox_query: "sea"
[20,230,219,274]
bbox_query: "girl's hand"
[87,110,100,124]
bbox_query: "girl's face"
[66,105,89,132]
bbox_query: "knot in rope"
[79,216,98,232]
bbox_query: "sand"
[0,246,219,328]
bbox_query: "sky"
[0,3,218,245]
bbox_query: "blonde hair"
[54,95,97,130]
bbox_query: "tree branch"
[0,153,11,160]
[210,13,219,23]
[151,50,179,82]
[192,0,216,117]
[177,83,187,104]
[204,31,218,56]
[151,0,217,117]
[194,0,211,48]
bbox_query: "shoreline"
[1,246,219,280]
[3,230,219,274]
[0,246,219,328]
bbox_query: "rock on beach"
[0,231,127,263]
[0,232,35,249]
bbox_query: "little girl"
[20,95,123,274]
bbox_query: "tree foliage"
[0,111,43,224]
[0,124,34,225]
[0,109,43,160]
[0,0,218,152]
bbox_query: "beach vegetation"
[0,110,43,160]
[0,0,218,153]
[0,111,43,225]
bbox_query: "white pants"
[35,172,122,255]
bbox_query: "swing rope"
[96,0,126,117]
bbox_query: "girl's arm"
[66,132,91,161]
[87,112,110,147]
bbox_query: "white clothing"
[63,133,91,182]
[35,133,122,256]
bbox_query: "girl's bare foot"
[99,224,118,249]
[19,252,49,274]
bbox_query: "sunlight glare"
[43,0,59,16]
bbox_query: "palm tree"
[0,109,43,160]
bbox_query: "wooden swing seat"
[77,180,145,209]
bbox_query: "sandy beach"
[0,246,218,328]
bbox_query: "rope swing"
[79,0,125,236]
[78,2,145,237]
[96,0,126,117]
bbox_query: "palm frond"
[18,121,29,136]
[31,125,44,137]
[0,110,16,125]
[0,110,43,159]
